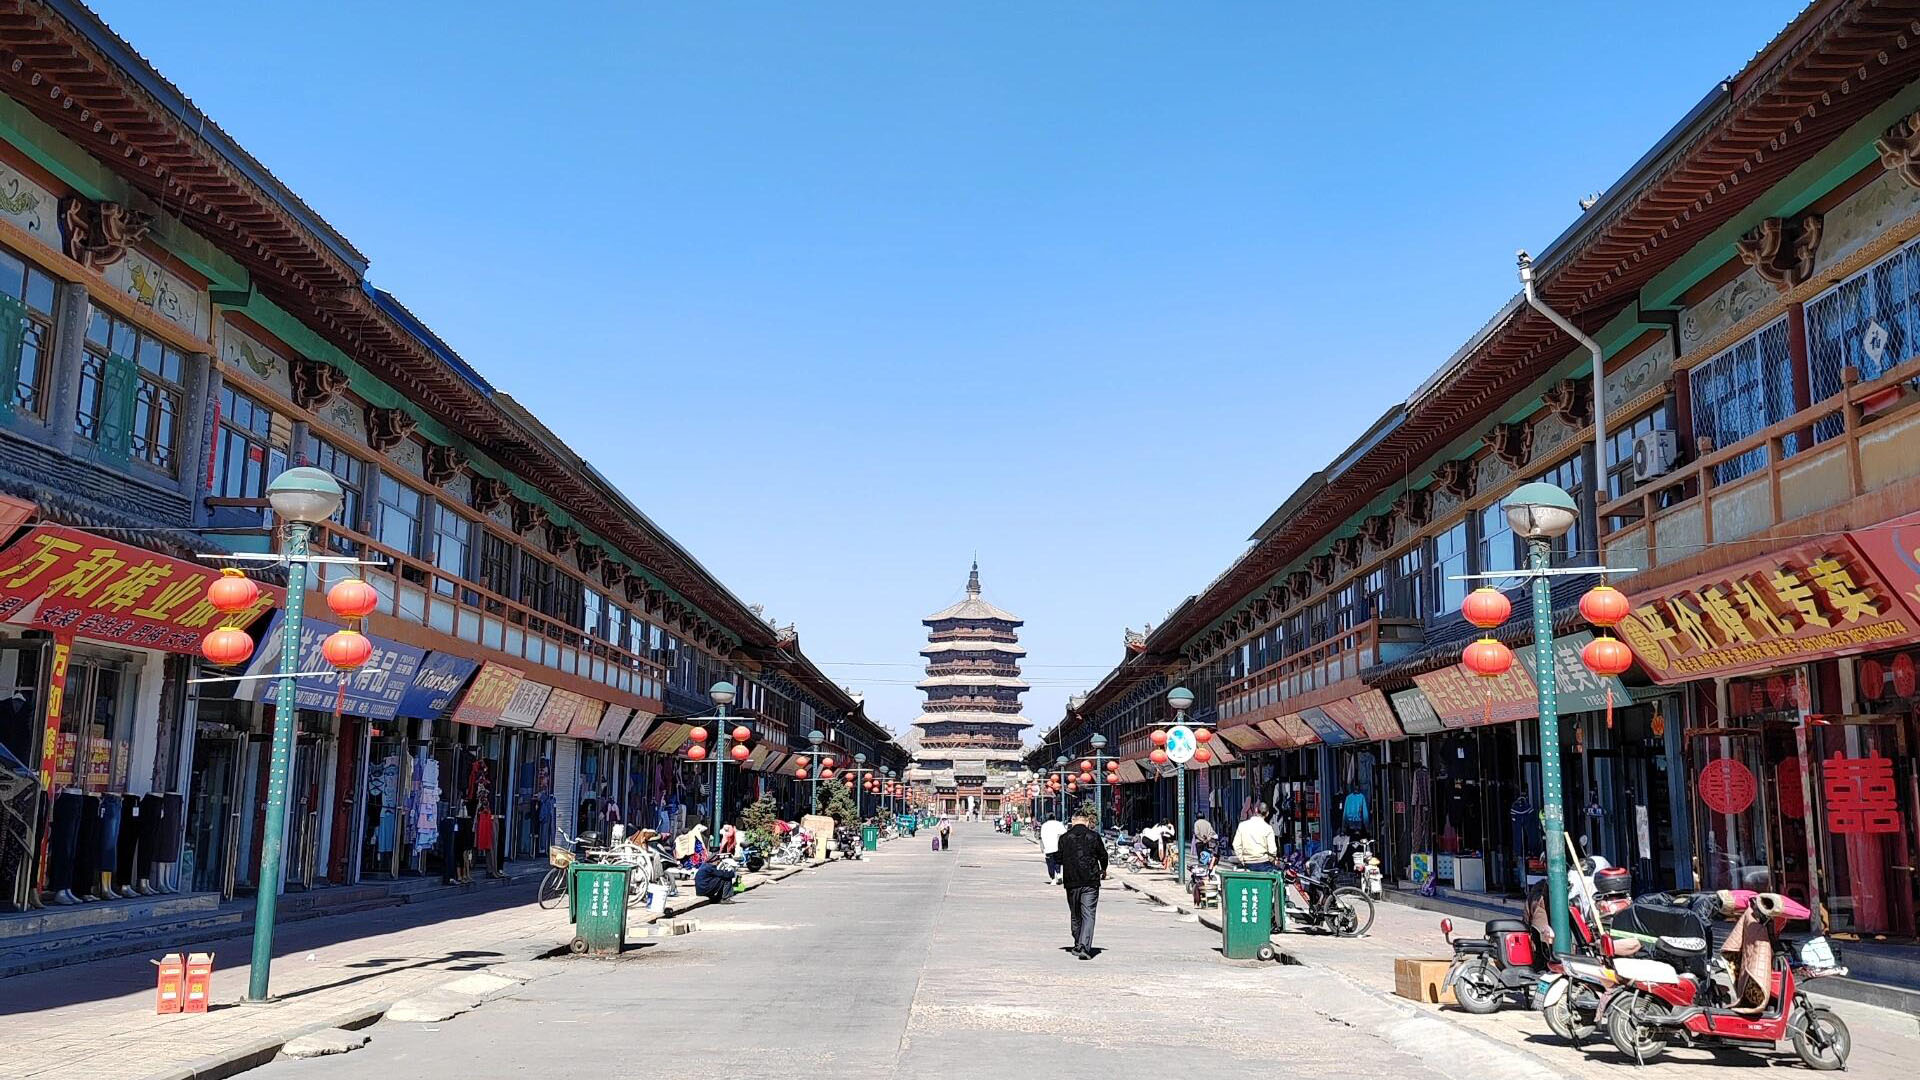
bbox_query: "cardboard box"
[1394,958,1456,1005]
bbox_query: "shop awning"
[1216,722,1273,753]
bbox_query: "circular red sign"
[1766,676,1789,709]
[1861,660,1887,701]
[1895,654,1918,699]
[1699,758,1758,817]
[1775,755,1805,819]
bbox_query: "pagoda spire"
[966,558,981,597]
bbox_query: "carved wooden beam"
[1392,487,1432,529]
[1486,422,1532,469]
[576,544,604,576]
[545,523,579,558]
[1331,535,1362,567]
[58,196,151,270]
[470,475,509,515]
[1878,109,1920,188]
[1543,377,1593,427]
[510,497,548,537]
[1735,213,1822,289]
[423,444,466,487]
[1435,459,1475,499]
[1362,514,1393,548]
[1309,554,1336,585]
[291,358,352,411]
[365,405,417,454]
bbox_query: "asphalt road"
[252,825,1477,1079]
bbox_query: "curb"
[135,854,832,1080]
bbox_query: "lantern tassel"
[1605,683,1613,729]
[1483,681,1493,726]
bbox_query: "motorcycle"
[1344,836,1383,898]
[1443,857,1620,1016]
[1275,850,1374,937]
[1599,892,1851,1070]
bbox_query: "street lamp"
[1088,733,1114,831]
[707,681,736,835]
[1166,686,1195,885]
[250,466,343,1003]
[806,729,825,813]
[1505,481,1578,952]
[851,752,868,820]
[1054,755,1069,820]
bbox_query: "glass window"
[478,530,514,598]
[1687,316,1794,483]
[210,386,285,527]
[1804,238,1920,414]
[1605,404,1673,500]
[1362,566,1389,622]
[584,588,605,638]
[1394,544,1426,619]
[375,474,425,556]
[305,433,365,553]
[78,307,184,472]
[430,506,471,594]
[1431,518,1468,617]
[1533,453,1586,561]
[518,550,553,615]
[0,246,56,416]
[1477,501,1516,577]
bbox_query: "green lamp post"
[1166,686,1195,886]
[708,681,735,834]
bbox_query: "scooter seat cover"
[1614,956,1682,983]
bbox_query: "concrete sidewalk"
[1107,862,1920,1079]
[1,851,849,1080]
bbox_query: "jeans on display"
[72,794,102,895]
[96,793,122,893]
[116,796,142,883]
[46,791,83,894]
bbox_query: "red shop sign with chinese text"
[1698,758,1758,816]
[0,525,280,652]
[1823,752,1901,834]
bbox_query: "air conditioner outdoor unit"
[1632,430,1679,482]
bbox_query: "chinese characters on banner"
[1823,752,1900,834]
[1618,535,1920,684]
[1412,661,1540,728]
[449,662,524,728]
[1320,689,1404,741]
[532,687,589,734]
[0,526,281,651]
[497,681,552,729]
[237,613,425,720]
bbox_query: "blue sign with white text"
[241,612,427,721]
[1297,706,1354,746]
[395,651,480,719]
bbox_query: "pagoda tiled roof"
[912,711,1033,730]
[916,674,1030,689]
[920,640,1026,656]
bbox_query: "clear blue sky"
[96,1,1806,738]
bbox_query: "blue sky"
[96,1,1808,737]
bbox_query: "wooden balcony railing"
[1214,616,1424,724]
[219,514,667,709]
[1599,354,1920,574]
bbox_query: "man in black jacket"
[1057,809,1109,959]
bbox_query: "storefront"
[1621,519,1920,938]
[0,523,279,911]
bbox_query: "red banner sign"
[1412,661,1541,728]
[449,662,523,728]
[1321,689,1403,741]
[0,525,280,652]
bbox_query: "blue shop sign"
[1297,706,1354,746]
[241,612,426,721]
[395,651,480,719]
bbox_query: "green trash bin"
[861,824,880,851]
[1218,870,1279,961]
[1011,821,1023,836]
[567,862,634,956]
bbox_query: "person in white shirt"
[1232,803,1279,871]
[1040,817,1068,883]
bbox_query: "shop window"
[375,474,426,558]
[210,385,286,527]
[1687,316,1794,484]
[306,433,365,554]
[1431,519,1468,618]
[77,307,185,473]
[0,245,56,419]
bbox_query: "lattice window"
[1687,316,1794,484]
[1804,236,1920,440]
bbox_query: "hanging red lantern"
[322,628,373,670]
[326,578,380,619]
[730,743,750,761]
[795,767,809,780]
[1462,587,1511,629]
[1578,584,1631,628]
[1150,729,1169,746]
[820,756,835,769]
[1462,637,1513,677]
[200,626,255,667]
[731,725,751,743]
[822,769,835,780]
[1067,779,1078,791]
[1195,727,1213,743]
[688,727,708,743]
[206,569,261,614]
[1581,636,1634,678]
[687,743,708,761]
[843,777,854,788]
[1079,759,1092,771]
[1149,747,1169,765]
[1195,746,1214,764]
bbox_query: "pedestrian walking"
[1039,815,1066,883]
[939,821,952,851]
[1057,809,1108,959]
[1232,802,1279,871]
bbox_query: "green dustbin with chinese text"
[1012,821,1023,836]
[567,862,633,956]
[1218,870,1279,960]
[861,824,880,851]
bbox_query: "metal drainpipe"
[1518,250,1607,527]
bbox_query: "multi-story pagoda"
[908,562,1032,816]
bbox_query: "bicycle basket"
[548,846,575,869]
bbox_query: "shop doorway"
[1808,718,1915,937]
[184,731,244,897]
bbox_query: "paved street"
[250,825,1525,1080]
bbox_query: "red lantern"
[822,769,835,780]
[1067,780,1078,791]
[322,628,373,670]
[1579,584,1631,628]
[200,626,255,667]
[689,727,709,743]
[1149,748,1169,765]
[1195,728,1213,743]
[687,743,708,761]
[1195,747,1213,764]
[730,743,750,761]
[1463,587,1511,629]
[843,777,854,788]
[1150,729,1169,746]
[1581,636,1634,678]
[326,578,380,619]
[206,569,260,614]
[821,757,835,769]
[795,767,809,780]
[1079,759,1092,771]
[731,725,751,743]
[1462,637,1513,677]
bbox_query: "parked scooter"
[1443,856,1618,1015]
[1345,836,1384,898]
[1275,850,1374,937]
[1600,891,1851,1069]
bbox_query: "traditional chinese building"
[908,563,1031,816]
[1041,0,1920,978]
[0,0,902,964]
